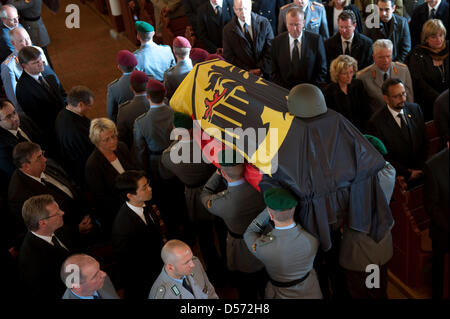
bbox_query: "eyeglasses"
[0,110,17,121]
[40,209,62,220]
[390,91,407,99]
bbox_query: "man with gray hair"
[163,36,193,99]
[133,21,175,82]
[356,39,413,112]
[0,4,20,62]
[60,254,120,299]
[19,194,75,299]
[149,239,218,299]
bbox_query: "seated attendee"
[409,0,449,47]
[356,39,414,112]
[244,187,322,299]
[163,36,193,100]
[117,70,150,148]
[367,78,428,186]
[149,239,218,299]
[324,10,373,72]
[112,170,165,299]
[189,47,209,65]
[323,55,371,132]
[363,0,411,62]
[223,0,274,79]
[133,21,175,81]
[8,142,94,241]
[55,86,95,186]
[85,118,139,232]
[205,53,225,61]
[106,50,137,122]
[0,4,19,65]
[196,0,234,54]
[60,253,120,299]
[325,0,363,36]
[15,46,66,142]
[1,27,55,112]
[19,195,75,299]
[406,19,449,121]
[434,89,449,148]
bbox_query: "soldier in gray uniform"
[356,39,413,112]
[1,26,52,111]
[106,50,137,123]
[278,0,329,39]
[200,149,267,299]
[163,36,193,100]
[244,187,322,299]
[7,0,51,65]
[133,21,175,82]
[149,239,218,299]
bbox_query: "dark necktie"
[51,235,68,252]
[38,75,50,90]
[397,113,410,140]
[16,129,28,142]
[383,72,388,81]
[243,23,253,44]
[292,39,301,71]
[182,277,193,295]
[344,41,350,55]
[430,8,436,19]
[216,5,221,16]
[143,206,155,226]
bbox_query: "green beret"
[264,188,298,211]
[173,112,193,130]
[218,149,244,167]
[135,21,154,33]
[364,134,387,155]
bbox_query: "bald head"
[1,5,18,29]
[161,239,191,265]
[9,27,32,51]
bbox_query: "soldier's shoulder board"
[3,54,14,65]
[312,1,324,7]
[356,65,371,76]
[394,61,407,68]
[107,78,119,87]
[135,112,147,122]
[280,3,293,10]
[118,100,131,109]
[258,233,276,246]
[155,286,166,299]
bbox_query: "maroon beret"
[190,48,209,62]
[130,70,149,84]
[173,36,191,48]
[117,50,138,67]
[205,54,225,61]
[146,79,165,92]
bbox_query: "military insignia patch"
[171,285,180,296]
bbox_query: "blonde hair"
[329,55,358,83]
[89,117,117,146]
[421,19,447,45]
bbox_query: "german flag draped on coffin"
[170,59,394,251]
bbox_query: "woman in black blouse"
[323,54,371,132]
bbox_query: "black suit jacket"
[409,1,449,47]
[15,71,66,137]
[325,4,363,36]
[19,231,73,299]
[196,0,233,53]
[271,30,327,89]
[85,142,139,228]
[111,203,164,299]
[363,13,411,62]
[324,31,373,71]
[367,102,428,179]
[424,148,449,249]
[223,13,274,79]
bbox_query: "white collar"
[25,70,42,82]
[288,33,302,44]
[387,105,405,119]
[21,170,44,184]
[341,33,354,43]
[210,0,223,9]
[30,231,54,245]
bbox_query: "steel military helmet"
[287,83,327,118]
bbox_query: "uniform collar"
[227,178,246,187]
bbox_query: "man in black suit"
[8,142,94,240]
[116,70,149,149]
[223,0,274,79]
[363,0,411,62]
[409,0,449,47]
[196,0,234,54]
[19,194,75,299]
[15,46,66,140]
[367,78,428,186]
[324,10,373,72]
[424,145,449,299]
[54,86,95,186]
[112,170,165,299]
[271,7,327,89]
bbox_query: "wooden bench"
[389,178,432,288]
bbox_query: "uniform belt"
[228,230,243,239]
[21,16,41,22]
[269,272,310,288]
